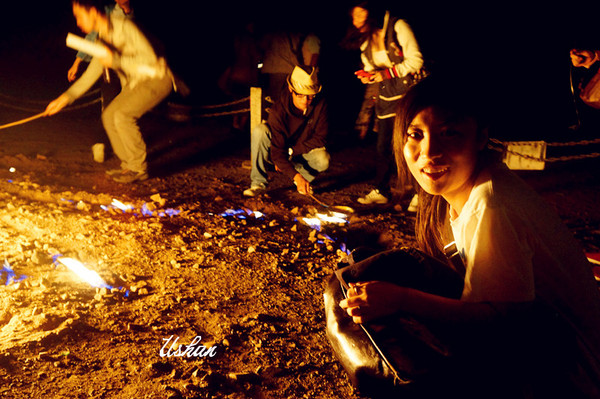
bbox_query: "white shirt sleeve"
[391,20,424,77]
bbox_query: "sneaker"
[357,189,389,205]
[111,170,149,183]
[407,194,419,212]
[243,185,266,197]
[105,168,127,176]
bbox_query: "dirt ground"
[0,84,600,398]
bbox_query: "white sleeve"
[359,41,375,72]
[392,20,424,77]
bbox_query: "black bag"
[323,247,464,397]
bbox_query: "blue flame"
[101,201,180,218]
[1,259,27,285]
[220,208,264,219]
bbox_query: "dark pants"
[374,117,395,195]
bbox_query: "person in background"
[67,0,134,89]
[243,66,329,197]
[570,46,600,129]
[44,0,173,184]
[339,75,600,398]
[66,0,135,163]
[351,1,424,206]
[218,15,261,131]
[259,25,321,103]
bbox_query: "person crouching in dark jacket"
[243,66,330,197]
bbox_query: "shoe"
[243,185,266,197]
[407,194,419,212]
[105,168,127,176]
[111,170,149,183]
[357,189,389,205]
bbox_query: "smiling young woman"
[338,74,600,397]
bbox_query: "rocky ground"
[0,97,428,399]
[0,92,599,398]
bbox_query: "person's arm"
[64,56,104,101]
[357,41,377,84]
[67,57,84,82]
[269,110,312,195]
[371,20,424,82]
[294,101,329,152]
[339,281,501,325]
[341,196,536,325]
[68,31,99,81]
[269,111,296,178]
[388,20,423,77]
[46,57,104,116]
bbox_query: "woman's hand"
[355,70,375,84]
[339,281,407,324]
[370,71,384,82]
[44,94,70,116]
[570,49,598,68]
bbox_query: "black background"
[1,0,599,140]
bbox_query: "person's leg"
[373,116,395,196]
[101,71,121,112]
[249,123,273,188]
[102,74,172,175]
[357,117,394,204]
[294,147,330,182]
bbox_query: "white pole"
[250,87,262,133]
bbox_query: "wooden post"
[250,87,262,133]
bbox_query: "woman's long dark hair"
[339,1,386,50]
[393,75,495,260]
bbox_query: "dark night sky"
[1,0,599,139]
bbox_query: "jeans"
[101,73,172,173]
[250,123,330,187]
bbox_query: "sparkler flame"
[110,199,134,212]
[299,211,352,255]
[52,255,111,289]
[300,211,349,231]
[101,198,181,218]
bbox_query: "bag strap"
[443,241,466,278]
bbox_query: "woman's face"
[403,106,486,209]
[72,4,96,34]
[351,7,369,32]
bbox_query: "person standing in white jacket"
[45,0,173,184]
